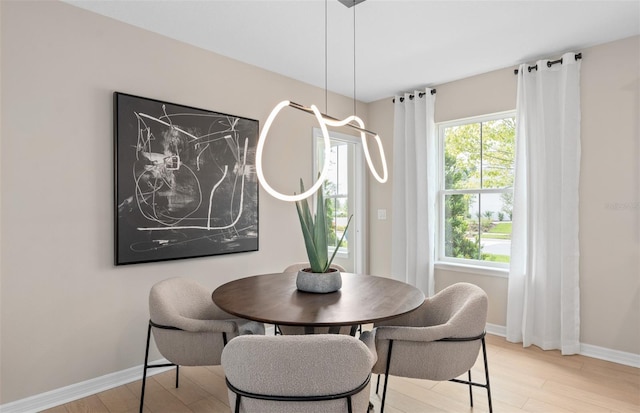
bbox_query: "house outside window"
[437,112,516,270]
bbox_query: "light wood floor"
[42,334,639,413]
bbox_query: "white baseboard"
[0,359,173,413]
[2,324,638,413]
[486,322,506,337]
[485,322,640,368]
[580,343,640,368]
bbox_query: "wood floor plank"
[542,363,639,405]
[543,379,640,413]
[179,366,230,407]
[522,397,576,413]
[371,386,449,413]
[140,376,194,413]
[64,395,110,413]
[40,405,70,413]
[153,369,213,406]
[96,384,140,413]
[581,360,640,391]
[187,395,232,413]
[580,355,640,376]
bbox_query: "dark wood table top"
[212,272,425,328]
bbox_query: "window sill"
[434,262,509,278]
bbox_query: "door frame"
[312,127,367,274]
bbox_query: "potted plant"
[294,179,352,293]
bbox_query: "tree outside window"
[324,144,349,251]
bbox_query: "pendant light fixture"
[255,0,387,202]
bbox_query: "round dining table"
[212,272,425,334]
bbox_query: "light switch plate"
[377,209,387,220]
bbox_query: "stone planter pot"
[296,268,342,293]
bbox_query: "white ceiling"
[64,0,640,102]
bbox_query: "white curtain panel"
[391,89,436,296]
[507,53,581,354]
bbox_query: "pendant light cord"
[353,0,356,117]
[325,0,328,114]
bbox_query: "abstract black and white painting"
[114,92,259,265]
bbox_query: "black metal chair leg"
[140,320,181,412]
[234,394,241,413]
[468,370,473,407]
[140,323,152,413]
[380,340,394,413]
[175,365,180,388]
[375,374,380,394]
[381,375,390,413]
[482,337,493,413]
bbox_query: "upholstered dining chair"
[278,262,353,335]
[140,277,265,413]
[371,282,493,413]
[221,333,377,413]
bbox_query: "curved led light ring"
[363,133,388,183]
[321,115,358,128]
[322,115,388,183]
[255,100,331,202]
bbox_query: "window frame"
[435,110,516,274]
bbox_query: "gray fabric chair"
[371,282,493,413]
[278,262,353,335]
[221,333,377,413]
[140,277,265,413]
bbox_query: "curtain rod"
[514,53,582,75]
[392,89,436,103]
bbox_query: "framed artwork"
[114,92,259,265]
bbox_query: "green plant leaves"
[295,179,351,273]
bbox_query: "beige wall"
[368,36,640,355]
[367,99,394,276]
[1,0,638,405]
[0,1,368,403]
[579,36,639,355]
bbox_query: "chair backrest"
[149,277,220,326]
[222,334,374,413]
[149,277,230,366]
[424,282,488,337]
[283,262,346,273]
[373,282,488,381]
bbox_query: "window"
[437,112,516,268]
[323,140,350,254]
[313,128,365,273]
